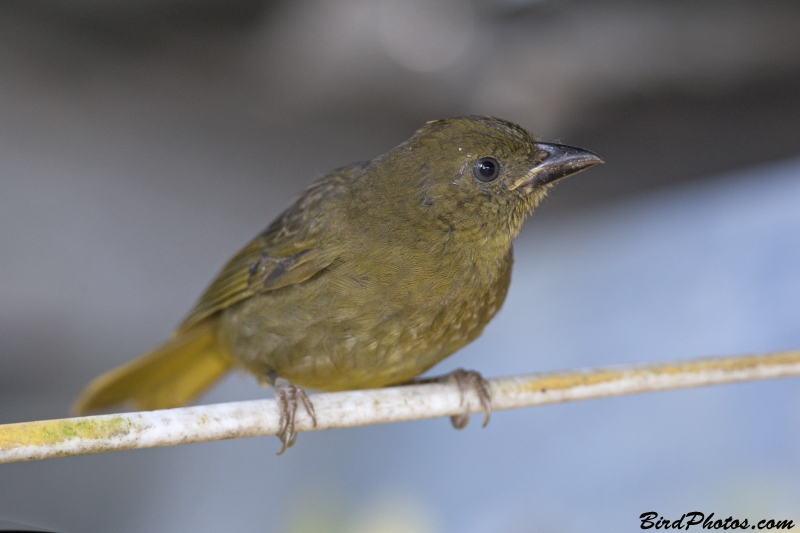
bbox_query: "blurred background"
[1,0,799,531]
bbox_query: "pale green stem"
[1,351,799,464]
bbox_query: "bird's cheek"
[435,213,455,233]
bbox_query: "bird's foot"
[419,368,491,430]
[267,374,317,455]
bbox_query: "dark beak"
[511,142,603,191]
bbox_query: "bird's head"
[353,116,602,253]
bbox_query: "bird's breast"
[220,244,513,391]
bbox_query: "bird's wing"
[175,163,364,334]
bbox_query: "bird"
[74,116,602,453]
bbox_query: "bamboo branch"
[2,351,800,464]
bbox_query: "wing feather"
[175,163,364,334]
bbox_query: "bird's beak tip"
[523,142,603,188]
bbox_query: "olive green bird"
[74,116,602,453]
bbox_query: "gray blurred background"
[1,0,799,531]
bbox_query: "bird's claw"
[446,368,491,429]
[270,375,317,455]
[417,368,491,429]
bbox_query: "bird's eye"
[473,157,500,182]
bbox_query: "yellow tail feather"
[73,321,232,414]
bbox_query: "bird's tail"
[73,320,232,415]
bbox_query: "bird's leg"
[414,368,492,430]
[265,372,317,455]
